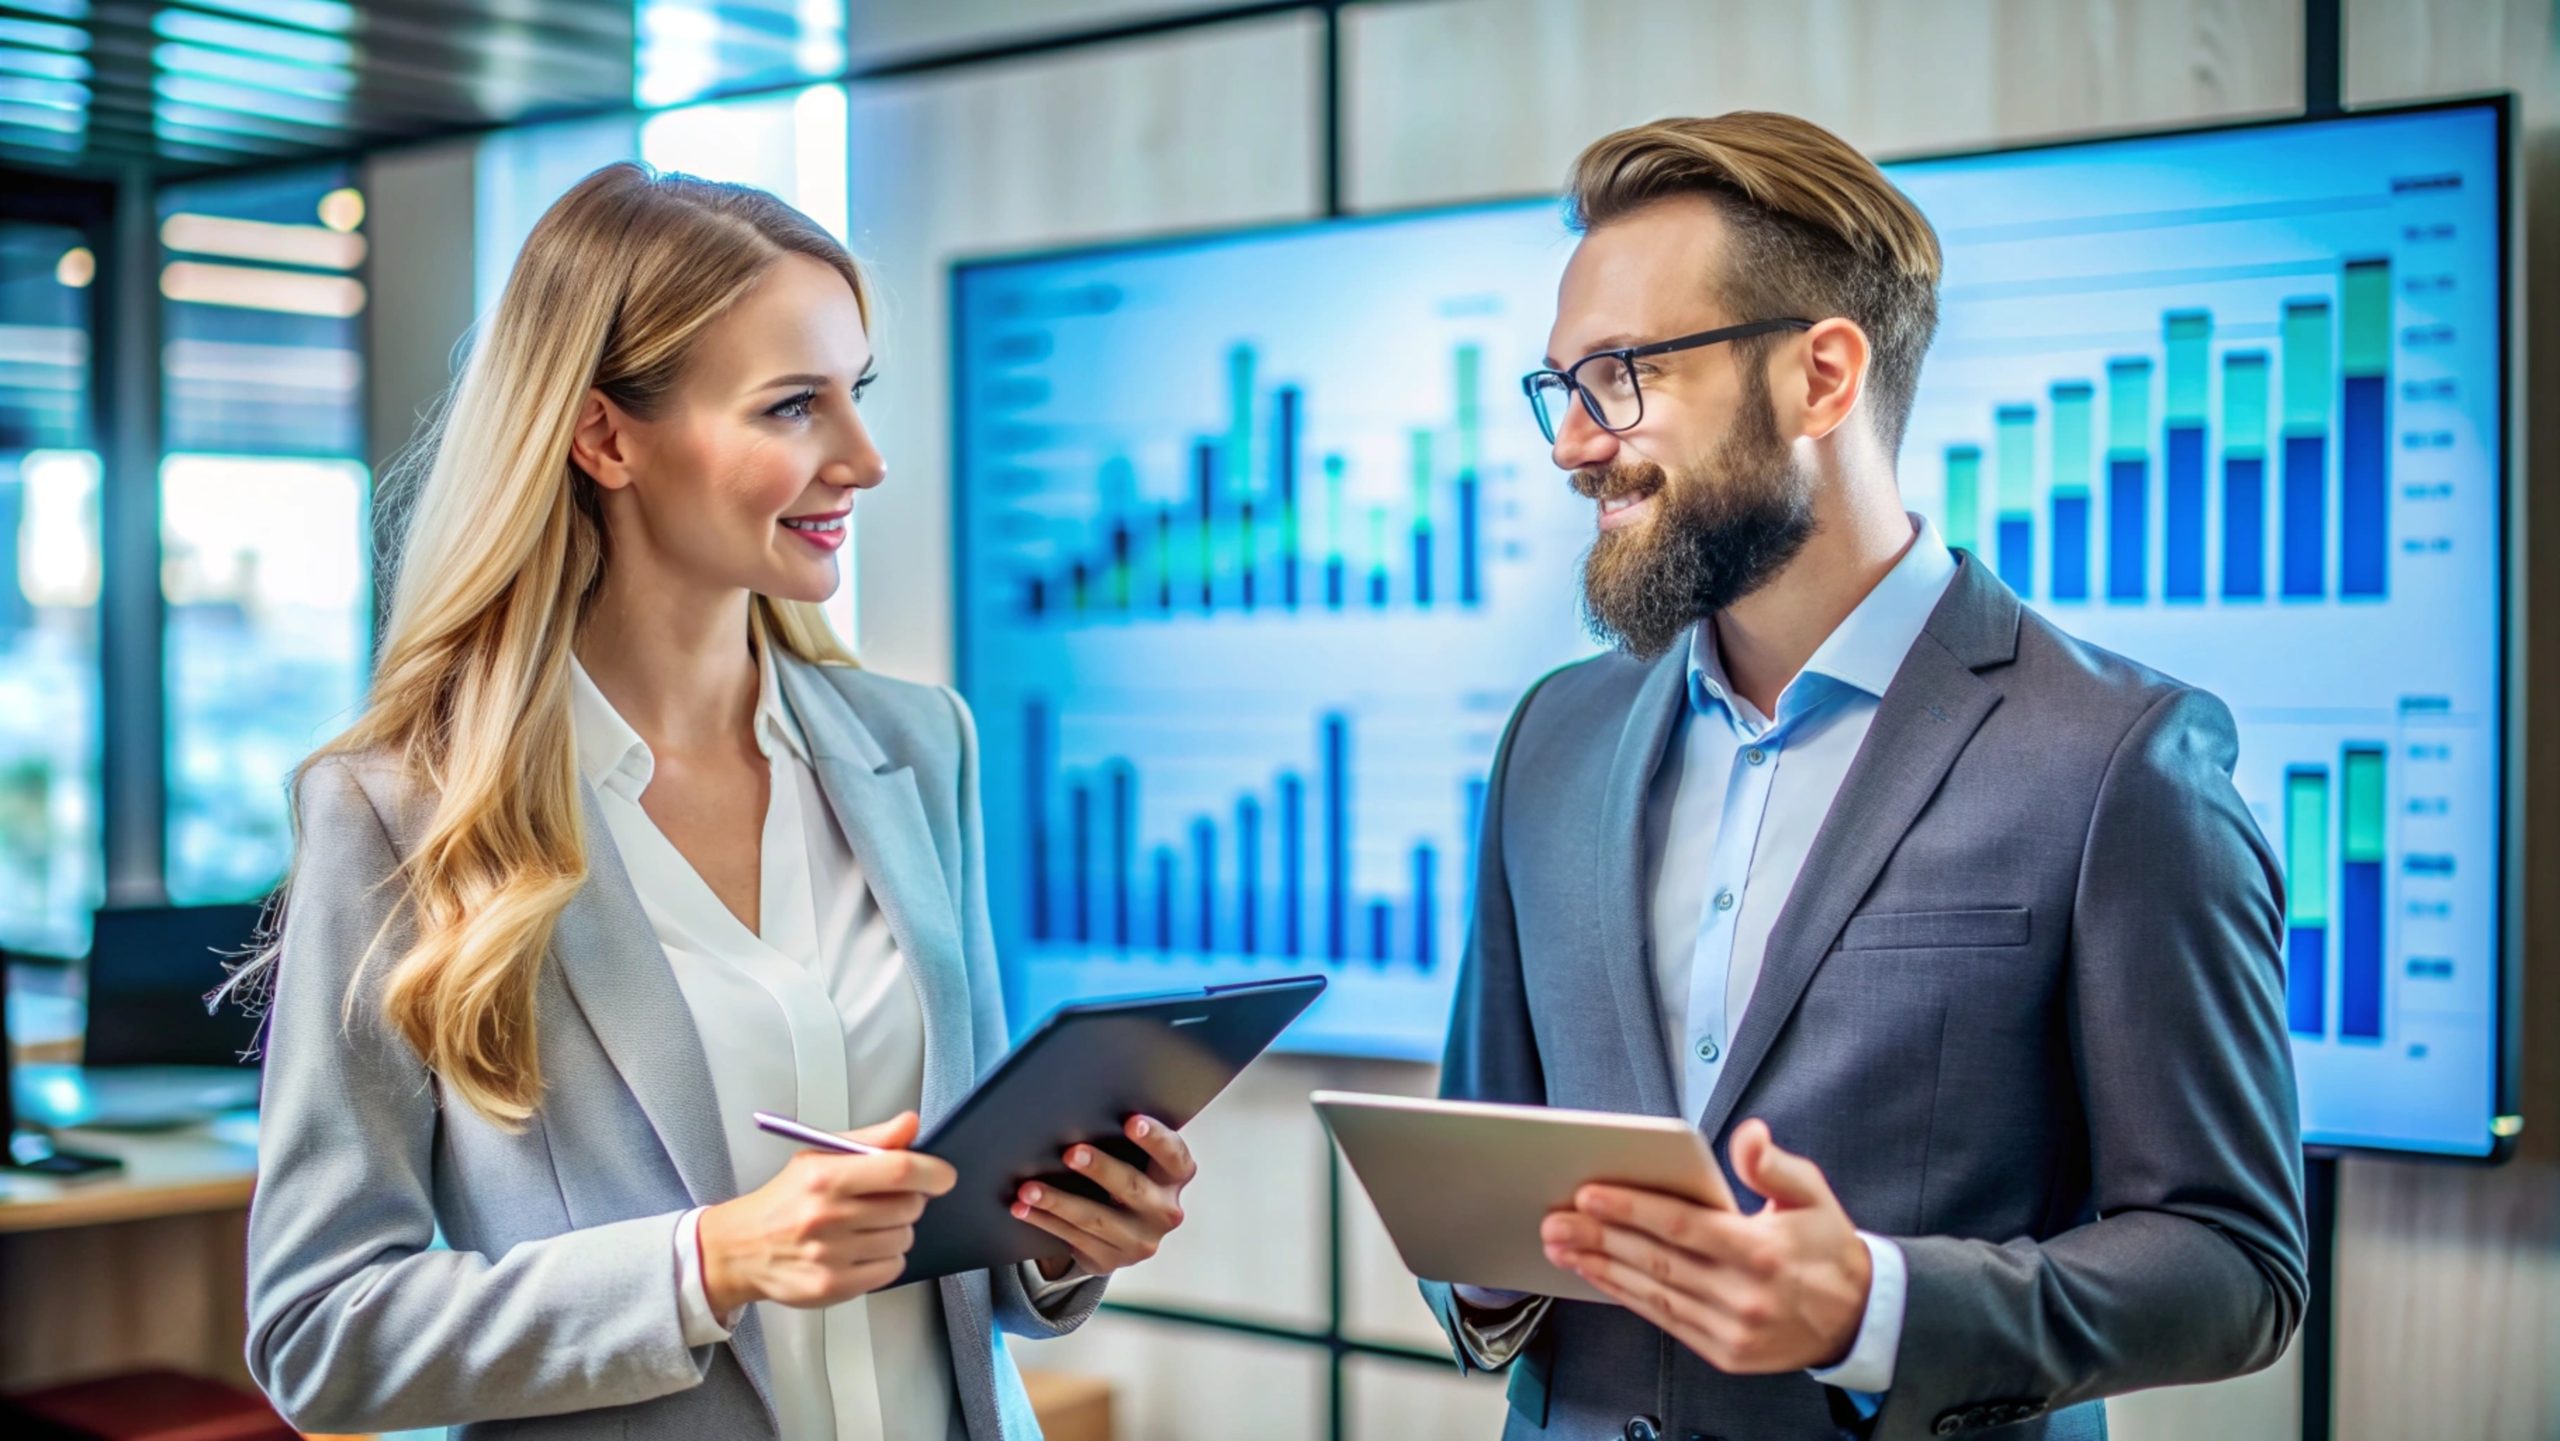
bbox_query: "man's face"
[1544,196,1817,659]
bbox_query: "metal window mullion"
[97,159,165,907]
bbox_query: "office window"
[158,167,370,904]
[634,0,848,111]
[638,81,849,244]
[475,111,644,317]
[0,224,101,958]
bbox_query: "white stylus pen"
[753,1109,889,1156]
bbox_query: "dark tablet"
[895,973,1325,1285]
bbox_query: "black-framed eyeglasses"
[1521,318,1814,444]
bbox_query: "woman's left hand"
[1012,1114,1196,1279]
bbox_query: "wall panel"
[1342,0,2301,211]
[843,13,1323,682]
[847,0,1268,69]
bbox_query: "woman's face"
[577,251,884,606]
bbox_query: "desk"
[0,1119,259,1392]
[0,1117,257,1233]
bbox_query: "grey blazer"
[1423,555,2309,1441]
[245,655,1103,1439]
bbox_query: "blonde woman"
[237,164,1196,1440]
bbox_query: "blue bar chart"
[2279,720,2451,1054]
[998,344,1492,623]
[1931,270,2393,609]
[1020,701,1465,972]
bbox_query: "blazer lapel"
[1694,557,2018,1145]
[1596,648,1689,1119]
[777,660,977,1124]
[552,787,782,1429]
[775,660,1006,1423]
[554,785,741,1206]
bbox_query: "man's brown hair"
[1566,112,1943,454]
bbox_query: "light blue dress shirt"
[1645,512,1956,1400]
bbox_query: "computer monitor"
[82,903,266,1069]
[953,99,2515,1159]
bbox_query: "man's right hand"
[697,1111,957,1314]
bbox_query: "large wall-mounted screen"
[954,100,2510,1157]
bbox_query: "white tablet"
[1312,1090,1738,1305]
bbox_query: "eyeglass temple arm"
[1623,317,1815,361]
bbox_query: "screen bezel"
[946,93,2521,1164]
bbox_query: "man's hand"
[1539,1118,1872,1374]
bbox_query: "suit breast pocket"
[1835,905,2031,952]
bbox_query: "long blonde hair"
[247,162,868,1127]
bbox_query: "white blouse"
[569,640,1057,1441]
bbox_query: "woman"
[237,163,1194,1440]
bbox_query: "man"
[1425,112,2307,1441]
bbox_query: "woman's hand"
[697,1111,956,1315]
[1010,1114,1197,1280]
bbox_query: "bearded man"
[1422,112,2308,1441]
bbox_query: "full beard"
[1574,371,1817,661]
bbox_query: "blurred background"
[0,3,2553,1439]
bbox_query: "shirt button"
[1696,1037,1721,1063]
[1713,889,1735,912]
[1745,747,1767,766]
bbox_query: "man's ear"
[1788,317,1870,443]
[570,389,642,491]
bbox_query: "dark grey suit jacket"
[1422,555,2308,1441]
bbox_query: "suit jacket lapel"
[554,785,741,1205]
[1694,557,2017,1145]
[777,660,976,1124]
[1597,648,1689,1119]
[551,786,782,1427]
[775,660,1003,1422]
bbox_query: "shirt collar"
[749,616,812,766]
[1685,513,1958,732]
[568,656,653,796]
[566,616,810,799]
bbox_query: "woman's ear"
[570,389,642,492]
